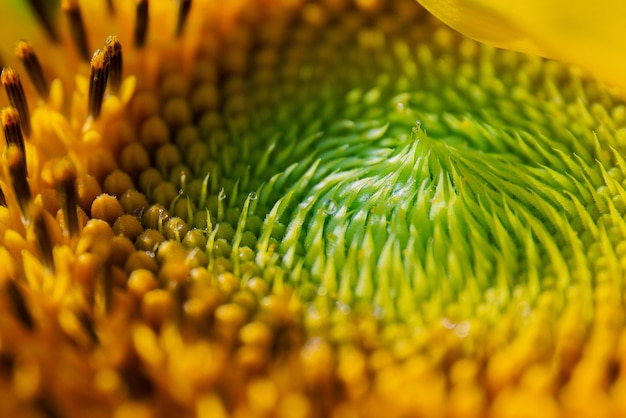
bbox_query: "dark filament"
[176,0,192,37]
[32,206,55,271]
[62,1,91,62]
[1,68,31,137]
[27,0,60,42]
[54,158,79,237]
[15,41,49,99]
[135,0,149,48]
[0,187,6,207]
[6,145,31,220]
[77,310,99,344]
[5,280,35,331]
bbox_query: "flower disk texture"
[0,1,625,417]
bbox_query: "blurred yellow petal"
[417,0,626,94]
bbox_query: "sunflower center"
[3,1,626,416]
[110,0,624,328]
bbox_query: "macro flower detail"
[0,1,625,417]
[415,0,626,95]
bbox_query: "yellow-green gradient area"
[0,1,625,417]
[416,0,626,96]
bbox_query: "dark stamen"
[15,41,49,99]
[53,158,79,237]
[31,206,55,270]
[106,0,115,15]
[6,145,31,220]
[104,36,123,94]
[135,0,149,48]
[26,0,59,42]
[1,68,31,137]
[0,186,7,207]
[176,0,192,37]
[1,107,26,156]
[5,280,35,331]
[77,310,99,344]
[62,0,91,62]
[88,49,110,119]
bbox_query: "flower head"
[0,0,625,417]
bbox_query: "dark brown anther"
[1,69,31,137]
[53,158,79,237]
[1,107,26,156]
[62,0,91,62]
[176,0,192,37]
[135,0,149,48]
[26,0,59,42]
[15,41,49,99]
[88,49,110,119]
[5,280,35,331]
[6,145,31,220]
[104,36,123,94]
[31,205,55,271]
[106,0,115,15]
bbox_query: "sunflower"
[0,1,625,417]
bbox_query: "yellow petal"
[416,0,626,94]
